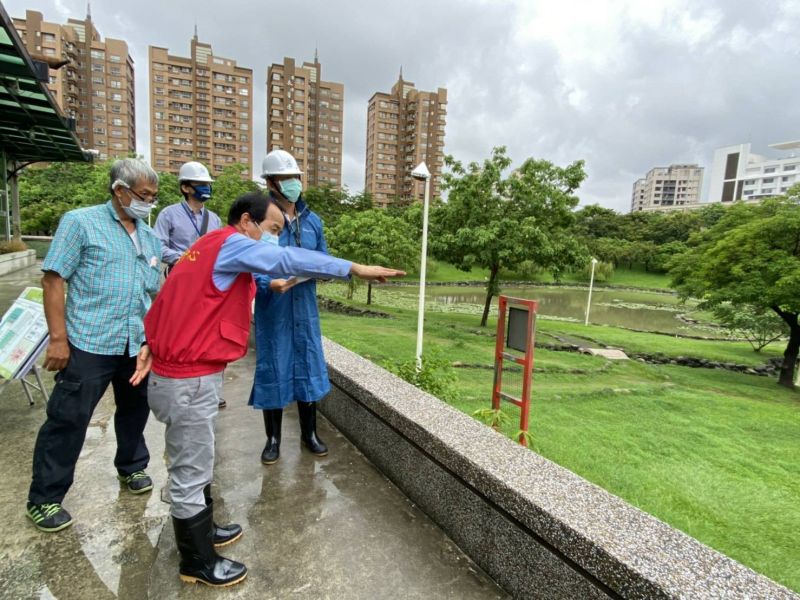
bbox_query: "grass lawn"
[410,260,673,290]
[318,294,800,593]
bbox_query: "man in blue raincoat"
[249,150,330,464]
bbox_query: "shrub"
[0,240,28,254]
[385,347,457,403]
[579,260,614,282]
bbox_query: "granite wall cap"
[322,338,798,600]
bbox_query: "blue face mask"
[260,232,280,246]
[191,184,212,202]
[278,179,302,203]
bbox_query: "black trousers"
[28,344,150,505]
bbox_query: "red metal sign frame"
[492,295,538,446]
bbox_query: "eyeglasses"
[127,187,159,205]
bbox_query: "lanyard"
[180,201,202,238]
[285,212,302,248]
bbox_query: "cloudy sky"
[6,0,800,211]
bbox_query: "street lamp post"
[411,161,432,371]
[584,257,598,326]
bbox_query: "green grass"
[412,260,673,290]
[318,296,800,592]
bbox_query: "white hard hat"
[178,161,214,183]
[261,149,303,178]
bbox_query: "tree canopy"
[670,191,800,387]
[431,146,588,325]
[327,208,418,303]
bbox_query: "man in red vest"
[144,192,403,587]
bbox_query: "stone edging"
[320,337,797,599]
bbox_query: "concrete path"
[0,263,506,599]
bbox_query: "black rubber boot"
[203,485,243,548]
[261,409,282,465]
[172,505,247,587]
[297,401,328,456]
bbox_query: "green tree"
[302,184,373,228]
[713,303,788,352]
[203,163,260,222]
[670,193,800,388]
[327,209,418,304]
[432,147,588,326]
[18,159,114,234]
[574,204,624,239]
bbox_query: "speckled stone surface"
[321,338,800,600]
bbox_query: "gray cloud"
[6,0,799,211]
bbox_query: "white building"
[630,164,704,212]
[707,141,800,203]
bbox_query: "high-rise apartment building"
[707,142,799,203]
[365,73,447,208]
[266,56,344,187]
[630,164,704,212]
[12,9,135,160]
[149,34,253,176]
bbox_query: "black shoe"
[26,502,73,532]
[203,486,243,547]
[298,401,328,456]
[118,470,154,494]
[218,398,227,409]
[261,409,282,465]
[173,505,247,587]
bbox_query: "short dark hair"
[228,191,269,225]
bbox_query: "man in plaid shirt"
[26,158,162,532]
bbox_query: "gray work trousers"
[148,371,222,519]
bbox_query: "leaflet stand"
[0,287,51,406]
[18,345,49,406]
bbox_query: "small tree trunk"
[480,265,500,327]
[367,282,373,305]
[777,315,799,388]
[347,280,355,300]
[10,169,22,241]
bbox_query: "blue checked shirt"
[42,201,162,357]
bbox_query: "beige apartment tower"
[266,56,344,187]
[149,34,253,176]
[631,164,704,212]
[365,73,447,208]
[12,9,136,160]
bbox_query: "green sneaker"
[26,502,73,532]
[118,471,154,494]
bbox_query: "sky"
[6,0,800,211]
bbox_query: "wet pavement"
[0,264,506,599]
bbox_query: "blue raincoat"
[248,199,330,409]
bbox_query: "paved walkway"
[0,263,506,599]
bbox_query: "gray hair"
[109,158,159,194]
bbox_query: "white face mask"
[115,180,156,220]
[123,197,154,220]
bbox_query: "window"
[272,73,282,81]
[764,167,776,173]
[110,55,122,63]
[90,49,105,60]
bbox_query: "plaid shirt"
[43,201,162,357]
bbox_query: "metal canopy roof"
[0,2,88,163]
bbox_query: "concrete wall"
[0,249,35,277]
[320,338,798,600]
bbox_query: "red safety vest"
[145,226,255,378]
